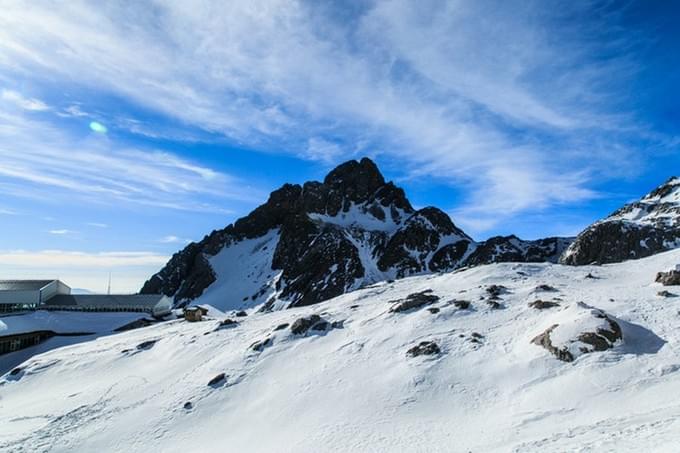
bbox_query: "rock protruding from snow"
[406,341,441,357]
[389,290,439,313]
[562,177,680,265]
[656,270,680,286]
[531,303,623,362]
[528,300,560,310]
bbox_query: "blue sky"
[0,0,678,292]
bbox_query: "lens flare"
[89,121,107,133]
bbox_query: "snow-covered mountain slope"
[142,158,571,312]
[5,249,680,452]
[562,176,680,265]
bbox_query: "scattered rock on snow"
[136,340,157,351]
[183,402,193,410]
[535,284,558,292]
[486,285,507,297]
[290,314,322,335]
[250,337,273,352]
[406,341,441,357]
[235,310,248,317]
[331,320,345,329]
[529,300,561,310]
[389,290,440,313]
[487,300,503,310]
[531,303,622,362]
[428,307,440,314]
[657,290,677,298]
[208,373,227,387]
[452,300,471,310]
[656,270,680,286]
[311,321,329,331]
[216,319,238,330]
[274,323,289,331]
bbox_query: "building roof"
[45,294,166,309]
[0,280,55,291]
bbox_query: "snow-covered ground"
[3,250,680,452]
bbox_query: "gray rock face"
[465,235,572,267]
[378,207,473,277]
[141,157,573,310]
[562,177,680,265]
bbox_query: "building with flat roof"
[0,280,71,313]
[0,280,171,317]
[44,294,171,317]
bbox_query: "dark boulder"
[535,284,558,292]
[656,270,680,286]
[136,340,157,351]
[406,341,441,357]
[208,373,227,387]
[389,291,440,313]
[452,300,471,310]
[290,314,322,335]
[250,337,273,352]
[528,300,560,310]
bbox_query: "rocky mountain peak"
[141,157,571,311]
[323,157,385,195]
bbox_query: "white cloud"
[48,229,77,235]
[1,89,49,111]
[86,222,108,228]
[0,0,651,230]
[0,250,168,267]
[159,235,191,244]
[0,250,170,293]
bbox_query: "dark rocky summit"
[562,177,680,265]
[141,158,574,310]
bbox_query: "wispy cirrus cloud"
[48,229,77,235]
[0,0,661,232]
[0,105,261,212]
[1,89,49,111]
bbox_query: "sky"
[0,0,678,293]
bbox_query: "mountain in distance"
[562,176,680,265]
[141,158,569,311]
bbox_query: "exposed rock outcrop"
[656,270,680,286]
[531,303,622,362]
[562,177,680,265]
[406,341,441,357]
